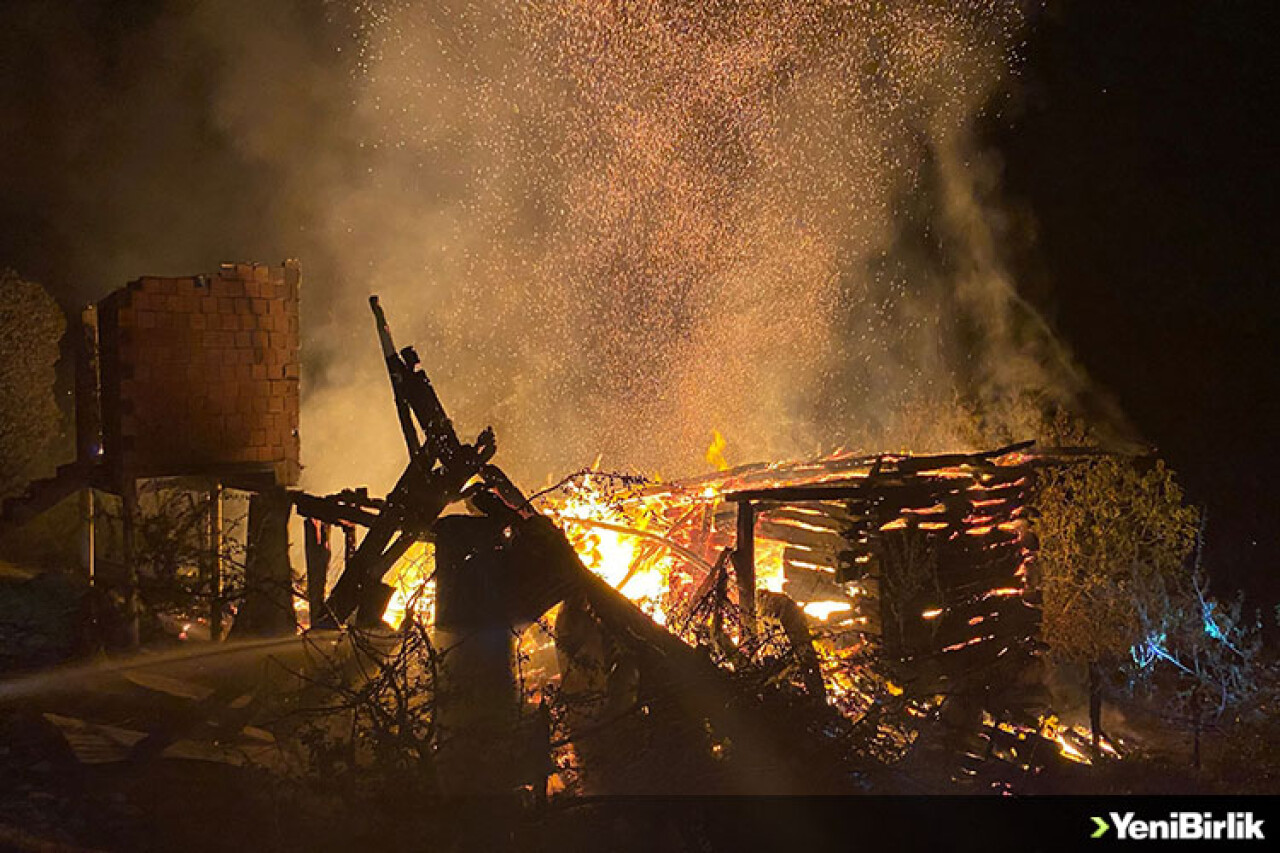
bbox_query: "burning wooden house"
[538,444,1045,711]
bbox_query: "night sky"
[1,2,1276,607]
[993,1,1278,609]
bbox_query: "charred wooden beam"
[316,300,504,628]
[371,295,424,460]
[734,500,756,631]
[291,490,382,529]
[756,520,844,552]
[725,484,875,503]
[303,518,332,629]
[887,439,1034,475]
[759,590,827,701]
[564,537,830,793]
[760,506,852,532]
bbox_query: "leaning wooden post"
[303,518,332,629]
[75,304,101,588]
[120,476,141,649]
[343,523,358,565]
[734,500,757,634]
[81,488,96,586]
[207,481,224,641]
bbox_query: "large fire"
[372,436,1105,777]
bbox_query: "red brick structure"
[95,261,301,488]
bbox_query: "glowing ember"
[1056,735,1091,764]
[542,475,681,625]
[381,540,436,630]
[705,430,730,472]
[803,600,853,621]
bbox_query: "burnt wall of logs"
[639,442,1068,684]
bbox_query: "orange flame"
[704,430,729,472]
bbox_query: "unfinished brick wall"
[97,261,300,486]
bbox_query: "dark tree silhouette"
[0,269,65,501]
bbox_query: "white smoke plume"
[65,1,1113,494]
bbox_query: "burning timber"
[0,285,1114,809]
[284,296,1107,796]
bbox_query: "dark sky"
[1,2,1276,605]
[992,1,1278,606]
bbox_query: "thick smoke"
[209,0,1108,492]
[4,1,1111,495]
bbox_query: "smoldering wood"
[566,546,851,792]
[768,501,863,524]
[277,296,1116,796]
[307,298,861,791]
[291,491,382,529]
[672,454,1071,698]
[781,542,838,567]
[302,518,331,629]
[758,590,827,701]
[371,295,425,462]
[314,301,504,629]
[342,524,357,564]
[780,562,848,602]
[667,546,732,631]
[755,518,844,552]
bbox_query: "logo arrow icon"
[1091,816,1110,839]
